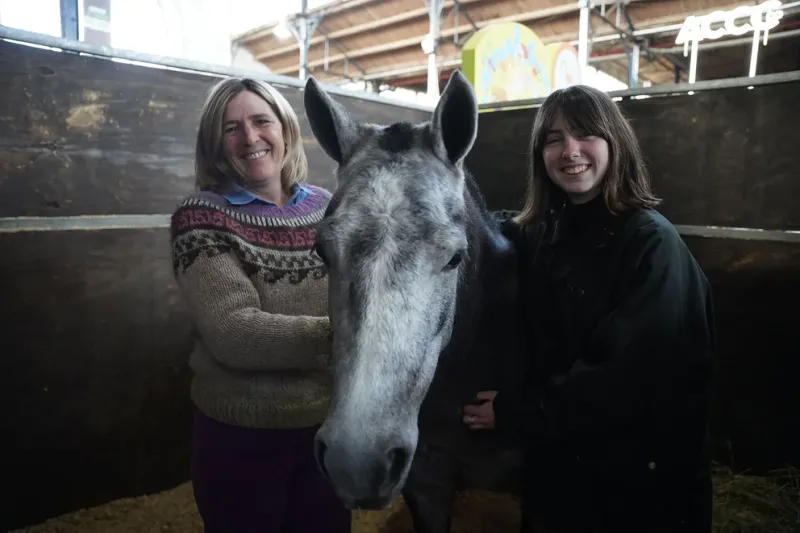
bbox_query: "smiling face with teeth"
[542,111,609,205]
[221,90,286,196]
[516,84,660,225]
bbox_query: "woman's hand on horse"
[462,390,497,429]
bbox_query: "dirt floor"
[11,465,800,533]
[9,486,519,533]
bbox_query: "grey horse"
[305,70,529,532]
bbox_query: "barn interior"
[231,0,800,93]
[2,0,799,532]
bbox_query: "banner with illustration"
[461,22,582,105]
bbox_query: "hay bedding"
[12,465,800,533]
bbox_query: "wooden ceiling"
[233,0,800,92]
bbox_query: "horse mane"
[439,167,512,365]
[462,168,521,234]
[462,169,494,228]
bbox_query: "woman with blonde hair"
[170,76,350,532]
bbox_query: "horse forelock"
[322,121,467,246]
[319,126,502,296]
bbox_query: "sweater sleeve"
[494,219,716,438]
[175,248,332,373]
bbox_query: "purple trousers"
[190,409,351,533]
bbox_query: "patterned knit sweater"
[170,185,332,429]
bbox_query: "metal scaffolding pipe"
[577,0,590,79]
[60,0,79,40]
[287,0,321,80]
[424,0,444,97]
[477,70,800,110]
[631,43,640,87]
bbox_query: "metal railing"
[477,70,800,111]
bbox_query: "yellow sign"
[461,22,581,105]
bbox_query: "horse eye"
[444,251,463,271]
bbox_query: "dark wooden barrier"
[0,38,431,531]
[684,236,800,472]
[467,79,800,231]
[465,77,800,476]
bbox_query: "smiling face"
[542,111,609,204]
[518,84,660,224]
[221,90,285,189]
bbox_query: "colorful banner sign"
[549,42,583,92]
[461,22,582,105]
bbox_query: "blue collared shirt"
[221,182,312,207]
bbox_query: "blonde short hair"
[194,77,308,191]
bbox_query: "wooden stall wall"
[467,81,800,230]
[466,79,800,473]
[0,40,431,531]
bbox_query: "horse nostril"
[387,447,409,487]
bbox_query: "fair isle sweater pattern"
[171,193,327,284]
[169,186,334,429]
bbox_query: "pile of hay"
[13,463,800,533]
[352,490,521,533]
[711,463,800,533]
[10,483,201,533]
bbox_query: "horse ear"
[304,76,360,165]
[429,70,478,168]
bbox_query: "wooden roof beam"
[233,0,382,42]
[252,0,484,61]
[316,26,368,75]
[271,3,581,76]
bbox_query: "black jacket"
[494,195,716,532]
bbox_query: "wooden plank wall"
[465,80,800,477]
[467,81,800,230]
[0,40,431,531]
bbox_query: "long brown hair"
[516,84,660,226]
